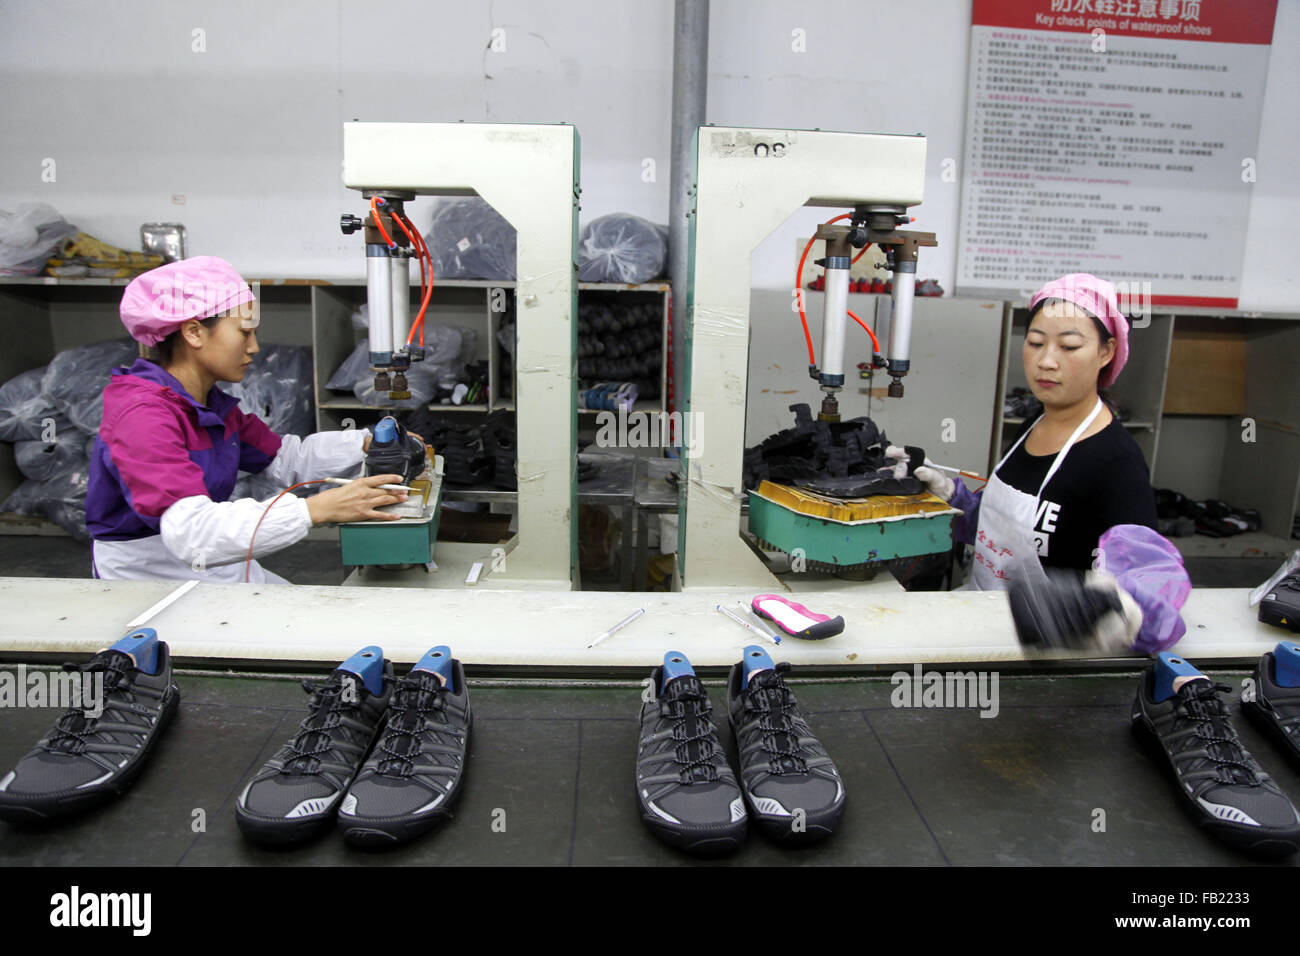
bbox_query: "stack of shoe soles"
[636,647,846,855]
[235,645,472,848]
[1132,644,1300,858]
[1155,489,1260,538]
[743,402,922,498]
[576,296,662,404]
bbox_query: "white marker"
[589,608,646,648]
[323,477,413,493]
[716,604,780,645]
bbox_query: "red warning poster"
[956,0,1277,310]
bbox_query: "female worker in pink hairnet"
[86,256,412,583]
[900,273,1300,857]
[898,273,1190,653]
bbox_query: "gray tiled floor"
[2,669,1298,866]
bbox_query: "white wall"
[2,0,1297,309]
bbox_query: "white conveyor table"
[0,577,1282,670]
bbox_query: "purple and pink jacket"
[87,359,366,583]
[88,359,282,541]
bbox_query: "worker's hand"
[306,474,408,525]
[912,466,955,502]
[1007,568,1142,654]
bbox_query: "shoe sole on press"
[0,688,180,826]
[1130,708,1300,859]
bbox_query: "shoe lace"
[1177,681,1261,787]
[283,673,369,775]
[375,672,447,778]
[45,650,151,755]
[658,677,720,784]
[744,663,808,775]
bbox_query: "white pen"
[589,608,646,648]
[323,477,413,493]
[716,604,780,645]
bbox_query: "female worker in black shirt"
[905,273,1300,856]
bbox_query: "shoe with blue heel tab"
[635,650,747,855]
[237,645,393,847]
[0,628,179,824]
[1131,651,1300,858]
[1241,641,1300,766]
[338,645,472,847]
[727,645,846,844]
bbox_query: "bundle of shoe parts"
[1003,386,1043,421]
[576,294,661,405]
[743,402,951,520]
[744,403,919,495]
[45,232,164,278]
[1155,488,1260,538]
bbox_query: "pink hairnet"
[119,256,255,346]
[1029,273,1129,388]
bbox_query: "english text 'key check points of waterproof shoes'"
[0,629,179,824]
[636,651,747,855]
[728,646,846,845]
[1132,652,1300,859]
[339,646,471,847]
[237,646,392,847]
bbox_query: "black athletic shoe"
[636,653,747,855]
[727,648,846,845]
[236,659,393,847]
[339,656,471,847]
[1242,644,1300,765]
[1258,570,1300,633]
[0,645,179,824]
[1132,665,1300,858]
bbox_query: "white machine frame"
[343,122,580,589]
[677,126,928,590]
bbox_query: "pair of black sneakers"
[236,645,471,848]
[636,647,846,855]
[1131,644,1300,858]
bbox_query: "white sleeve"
[261,429,370,489]
[159,494,312,569]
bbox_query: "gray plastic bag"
[41,339,140,433]
[0,367,67,442]
[219,344,315,438]
[426,199,516,280]
[578,214,668,284]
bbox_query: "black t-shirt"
[995,415,1158,572]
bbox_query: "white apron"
[966,398,1103,591]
